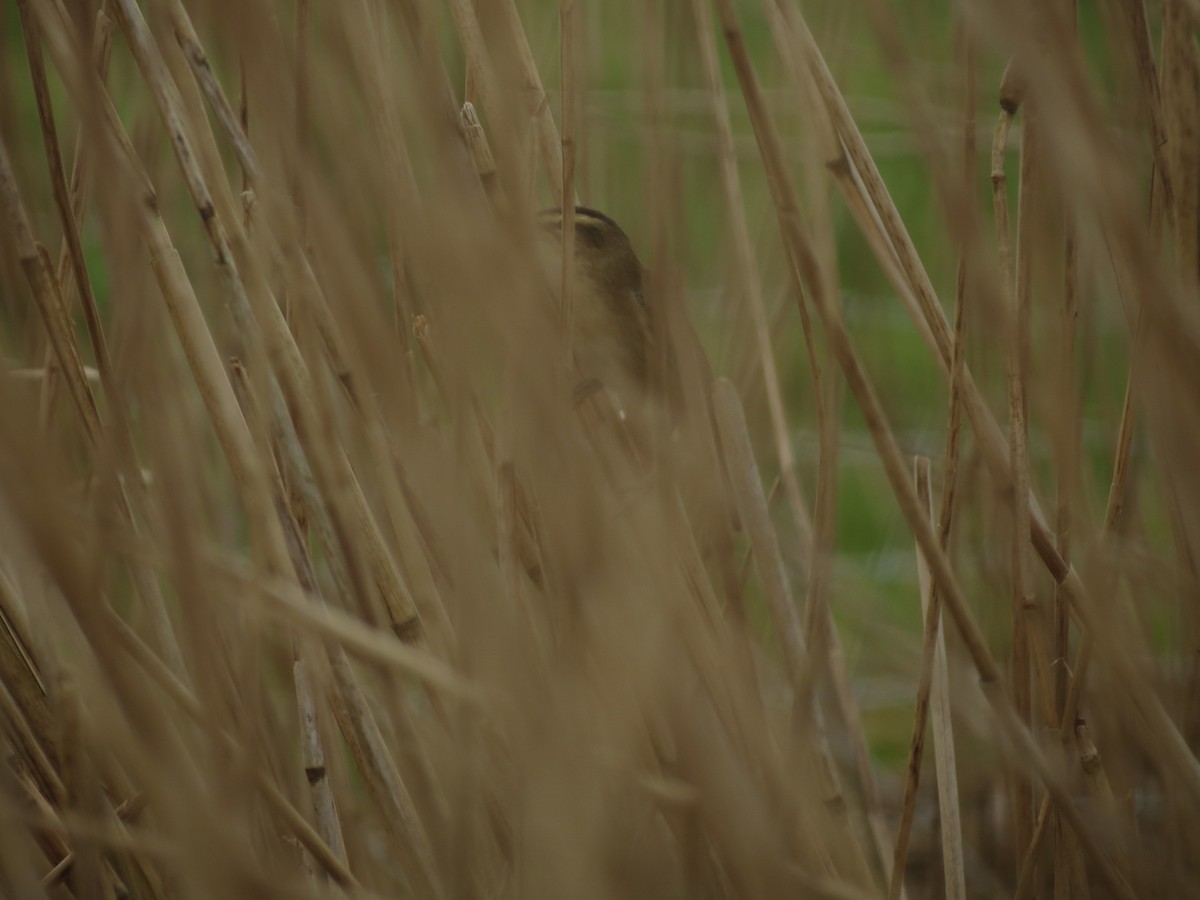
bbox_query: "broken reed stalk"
[102,607,360,889]
[444,0,508,191]
[230,361,348,872]
[461,101,507,212]
[479,0,566,205]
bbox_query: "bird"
[534,206,743,607]
[534,206,655,417]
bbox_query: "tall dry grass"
[0,0,1198,897]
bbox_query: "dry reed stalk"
[884,1,1152,883]
[492,0,566,204]
[721,0,1001,689]
[693,0,815,552]
[0,628,61,803]
[1007,66,1037,865]
[1011,277,1147,900]
[292,648,347,873]
[760,6,897,875]
[100,605,359,889]
[56,673,107,899]
[713,3,1137,896]
[444,0,514,206]
[211,561,472,699]
[8,5,427,897]
[1159,0,1200,742]
[4,24,190,695]
[31,7,112,428]
[978,0,1200,486]
[0,441,261,899]
[1074,720,1128,870]
[729,4,827,444]
[712,378,875,889]
[890,459,965,900]
[423,98,556,632]
[1120,0,1174,230]
[461,101,508,212]
[191,0,405,418]
[294,0,312,243]
[496,460,543,660]
[845,14,1064,761]
[446,0,568,207]
[15,768,79,891]
[1053,4,1084,894]
[0,150,99,449]
[767,19,900,888]
[820,155,942,366]
[1161,0,1200,282]
[326,646,442,894]
[226,29,448,641]
[560,0,578,362]
[712,381,806,689]
[10,366,100,382]
[230,361,349,874]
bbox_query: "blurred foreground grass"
[0,0,1197,898]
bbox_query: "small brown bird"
[535,206,654,413]
[535,206,742,604]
